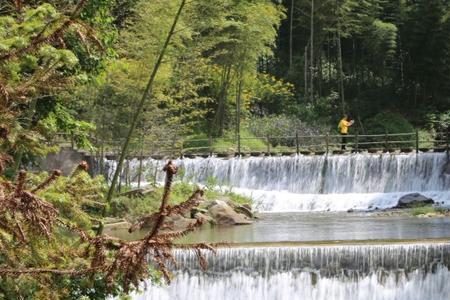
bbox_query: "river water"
[103,153,450,299]
[180,212,450,244]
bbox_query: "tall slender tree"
[106,0,187,202]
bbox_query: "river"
[104,153,450,299]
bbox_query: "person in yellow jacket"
[338,115,354,150]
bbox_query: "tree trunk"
[304,45,308,100]
[289,0,295,72]
[235,68,243,155]
[106,0,187,203]
[214,64,232,137]
[310,0,314,103]
[318,51,323,97]
[337,30,345,114]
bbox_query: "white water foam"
[235,188,450,212]
[128,243,450,300]
[102,153,450,212]
[132,267,450,300]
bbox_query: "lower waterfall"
[129,243,450,300]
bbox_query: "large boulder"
[102,221,132,234]
[160,215,198,231]
[235,204,255,218]
[130,214,198,233]
[394,193,434,209]
[208,201,253,225]
[193,212,215,224]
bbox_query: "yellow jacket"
[338,119,350,134]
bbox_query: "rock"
[394,193,434,209]
[163,215,198,231]
[205,199,228,209]
[347,208,354,213]
[103,221,132,232]
[194,212,215,224]
[133,214,197,232]
[235,205,254,218]
[191,207,208,218]
[208,202,253,225]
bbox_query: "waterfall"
[176,153,450,194]
[102,153,450,212]
[129,243,450,300]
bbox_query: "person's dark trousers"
[341,133,348,150]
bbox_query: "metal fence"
[54,129,450,157]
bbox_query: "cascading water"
[104,153,450,299]
[102,152,450,212]
[129,243,450,300]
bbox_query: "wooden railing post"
[325,133,329,154]
[125,159,130,187]
[384,131,388,151]
[208,135,213,156]
[266,136,271,154]
[415,129,419,154]
[296,132,300,155]
[355,131,359,152]
[237,133,241,156]
[137,141,144,188]
[70,132,74,149]
[446,128,449,154]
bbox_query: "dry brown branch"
[13,0,22,12]
[14,170,27,197]
[165,188,204,215]
[70,161,89,177]
[0,124,9,139]
[128,213,158,233]
[0,79,9,105]
[129,188,203,233]
[0,161,217,293]
[31,170,61,193]
[0,266,102,276]
[0,153,12,174]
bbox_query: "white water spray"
[103,153,450,212]
[129,243,450,300]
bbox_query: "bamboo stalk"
[106,0,187,203]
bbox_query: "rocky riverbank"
[345,193,450,218]
[103,183,256,239]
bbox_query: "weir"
[132,243,450,300]
[103,152,450,212]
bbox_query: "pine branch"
[0,266,102,276]
[165,188,204,215]
[0,0,89,62]
[31,170,61,193]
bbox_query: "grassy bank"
[110,181,252,222]
[411,205,450,217]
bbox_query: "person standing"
[338,115,354,150]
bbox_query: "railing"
[53,129,450,157]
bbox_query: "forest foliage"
[1,0,450,298]
[1,1,450,169]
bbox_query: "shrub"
[246,114,328,147]
[363,112,415,148]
